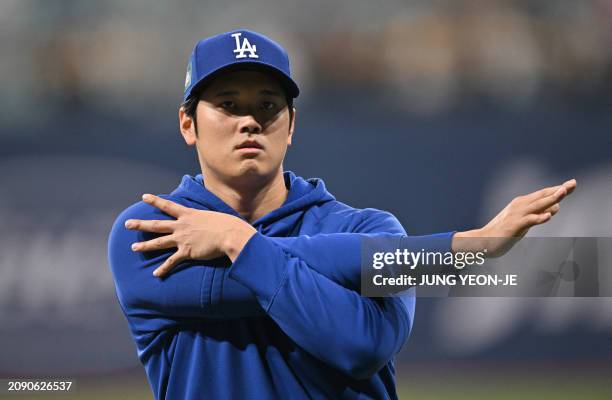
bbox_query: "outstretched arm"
[129,178,577,277]
[123,178,576,377]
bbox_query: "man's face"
[180,69,295,187]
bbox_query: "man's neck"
[202,169,289,223]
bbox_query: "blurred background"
[1,0,611,398]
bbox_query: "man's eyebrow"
[214,90,239,97]
[213,89,282,97]
[260,89,282,96]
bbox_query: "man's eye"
[261,101,276,111]
[220,101,235,109]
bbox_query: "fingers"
[142,194,186,218]
[543,203,560,216]
[563,179,577,196]
[521,184,568,229]
[130,233,186,277]
[131,235,177,252]
[525,186,567,214]
[125,219,174,233]
[523,212,552,227]
[153,251,187,277]
[522,179,577,204]
[522,186,559,203]
[483,179,575,246]
[518,184,569,230]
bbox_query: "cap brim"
[187,61,299,100]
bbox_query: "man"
[108,29,576,399]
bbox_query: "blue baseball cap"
[183,29,300,101]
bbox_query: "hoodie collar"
[171,171,334,231]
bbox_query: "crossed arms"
[109,179,575,379]
[108,200,435,379]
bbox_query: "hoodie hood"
[170,171,335,237]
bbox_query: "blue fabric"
[108,171,454,399]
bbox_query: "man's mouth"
[235,140,264,150]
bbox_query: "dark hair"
[180,86,294,136]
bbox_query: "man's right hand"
[126,194,256,277]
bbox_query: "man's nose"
[238,114,263,134]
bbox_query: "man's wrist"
[451,228,487,253]
[220,219,257,262]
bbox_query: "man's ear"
[179,108,197,146]
[287,107,296,146]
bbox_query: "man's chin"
[230,161,275,183]
[237,160,263,175]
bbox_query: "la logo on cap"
[231,32,258,59]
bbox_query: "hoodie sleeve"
[227,209,455,379]
[109,200,273,336]
[269,231,455,292]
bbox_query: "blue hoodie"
[108,171,454,399]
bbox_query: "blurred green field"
[4,365,611,400]
[396,364,612,400]
[397,381,612,400]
